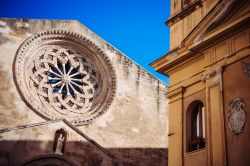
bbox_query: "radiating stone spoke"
[66,84,70,96]
[70,80,82,89]
[69,72,81,77]
[69,82,77,94]
[49,70,62,78]
[55,65,64,75]
[51,80,62,87]
[62,64,66,74]
[70,78,83,82]
[58,83,65,93]
[48,77,61,80]
[67,66,73,76]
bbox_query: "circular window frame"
[14,30,116,125]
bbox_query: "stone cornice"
[167,86,184,99]
[151,17,250,75]
[166,0,203,27]
[205,0,247,34]
[182,0,246,48]
[190,18,250,53]
[150,47,178,73]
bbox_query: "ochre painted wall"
[152,1,250,165]
[223,56,250,166]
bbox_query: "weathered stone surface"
[0,121,115,166]
[0,18,168,165]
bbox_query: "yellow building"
[151,0,250,165]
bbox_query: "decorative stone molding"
[191,19,250,53]
[206,0,247,33]
[241,61,250,77]
[228,98,246,134]
[167,86,184,101]
[14,30,116,125]
[201,67,223,82]
[166,0,203,26]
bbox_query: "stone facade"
[151,0,250,166]
[0,18,168,166]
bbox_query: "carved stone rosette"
[228,98,246,134]
[14,30,116,125]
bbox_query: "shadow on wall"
[0,140,168,166]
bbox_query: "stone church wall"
[0,18,168,166]
[223,55,250,166]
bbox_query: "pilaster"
[167,86,185,166]
[202,67,227,166]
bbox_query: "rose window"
[30,47,101,114]
[46,55,98,99]
[48,60,85,97]
[14,30,116,125]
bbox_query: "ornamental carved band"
[14,30,116,125]
[228,98,246,135]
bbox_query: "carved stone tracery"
[29,46,101,114]
[14,30,116,125]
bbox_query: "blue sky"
[1,0,170,84]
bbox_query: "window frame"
[186,100,206,153]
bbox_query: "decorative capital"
[201,67,223,82]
